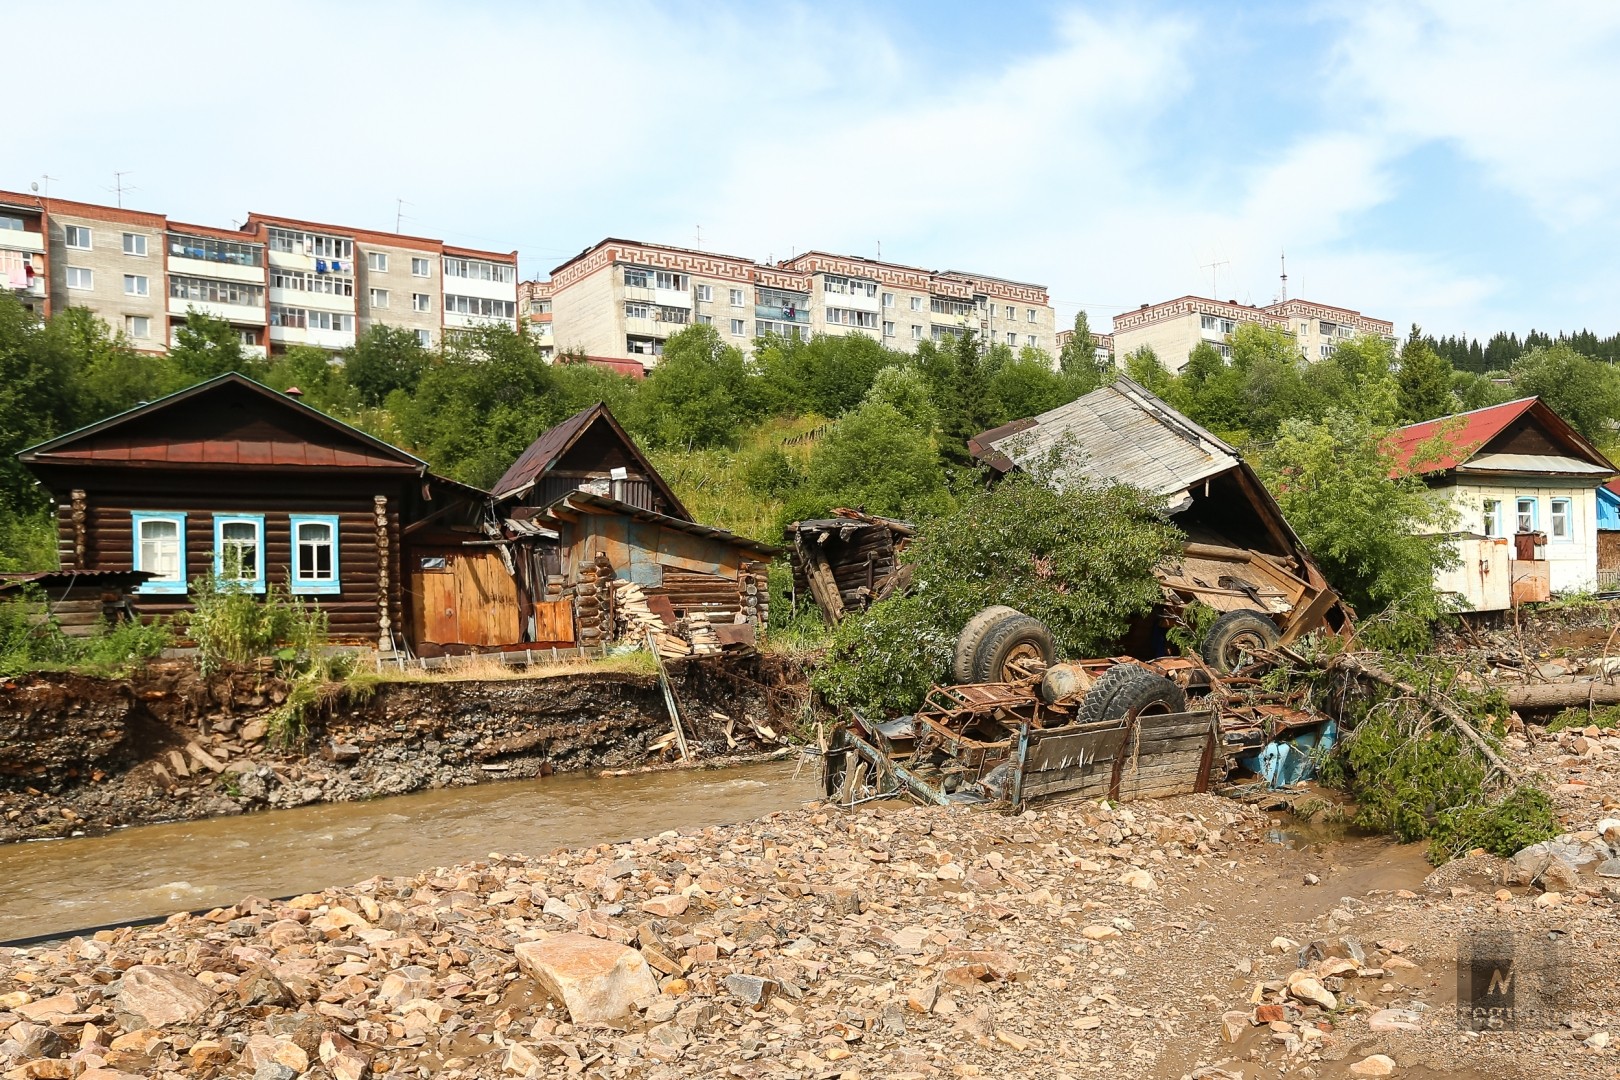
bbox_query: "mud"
[0,655,813,844]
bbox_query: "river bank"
[0,655,811,843]
[3,703,1618,1080]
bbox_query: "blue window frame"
[213,514,266,593]
[131,512,187,594]
[1515,496,1538,534]
[289,514,341,594]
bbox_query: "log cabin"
[17,373,488,650]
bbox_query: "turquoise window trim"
[131,511,187,595]
[1550,497,1575,543]
[289,513,341,595]
[213,513,266,593]
[1515,495,1538,533]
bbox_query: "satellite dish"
[30,182,38,192]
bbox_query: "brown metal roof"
[490,403,689,518]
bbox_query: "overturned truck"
[969,376,1352,671]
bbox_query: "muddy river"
[0,759,818,943]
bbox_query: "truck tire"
[1077,663,1187,725]
[1200,609,1281,674]
[952,605,1020,684]
[971,614,1056,683]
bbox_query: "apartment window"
[1319,343,1333,358]
[131,513,187,595]
[172,275,265,306]
[270,268,355,296]
[270,306,354,332]
[370,288,390,308]
[168,233,263,267]
[930,297,973,318]
[1005,305,1015,320]
[910,297,922,311]
[653,270,687,291]
[367,252,388,272]
[122,274,148,297]
[1320,321,1337,337]
[528,298,551,315]
[697,313,713,325]
[911,324,923,340]
[443,295,517,320]
[729,288,744,306]
[411,257,430,277]
[268,228,352,260]
[125,315,150,340]
[656,305,689,325]
[1515,497,1538,534]
[626,335,663,356]
[1217,343,1233,359]
[1007,332,1018,347]
[825,308,878,328]
[823,274,850,295]
[415,329,431,347]
[443,257,513,283]
[214,515,265,593]
[625,302,650,320]
[623,268,648,288]
[290,515,340,594]
[856,280,878,297]
[754,319,808,340]
[238,329,258,346]
[730,318,746,336]
[66,267,92,290]
[1027,336,1038,351]
[64,225,91,249]
[1027,308,1036,323]
[406,293,429,314]
[1482,499,1504,538]
[1551,498,1572,542]
[695,284,713,303]
[122,233,147,257]
[880,292,893,308]
[0,216,23,231]
[883,321,895,338]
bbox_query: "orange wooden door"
[533,600,575,644]
[411,558,460,645]
[453,550,521,646]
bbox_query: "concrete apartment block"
[354,234,444,349]
[43,202,168,351]
[1109,295,1395,374]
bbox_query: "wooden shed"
[17,373,488,651]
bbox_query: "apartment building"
[518,279,554,359]
[0,189,518,356]
[1109,294,1395,374]
[1055,327,1115,366]
[539,238,1055,368]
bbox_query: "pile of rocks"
[0,795,1259,1079]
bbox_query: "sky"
[11,0,1620,341]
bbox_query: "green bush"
[0,587,171,676]
[184,577,329,675]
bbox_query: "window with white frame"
[290,514,340,594]
[910,296,922,311]
[729,288,744,306]
[653,270,687,291]
[411,257,430,277]
[122,233,147,257]
[730,318,745,336]
[623,268,648,288]
[443,257,515,283]
[911,324,923,340]
[125,315,150,339]
[412,293,431,313]
[132,513,186,594]
[696,313,713,325]
[1005,305,1015,320]
[66,267,92,290]
[172,275,265,306]
[1515,497,1537,534]
[883,321,894,337]
[368,252,388,272]
[369,288,389,308]
[825,308,878,328]
[1027,308,1036,323]
[415,329,431,347]
[1007,332,1018,347]
[882,292,894,308]
[214,515,265,591]
[625,302,650,320]
[64,225,91,249]
[1483,498,1504,538]
[822,274,850,295]
[695,284,713,302]
[0,215,23,231]
[444,295,516,319]
[1551,498,1572,541]
[124,274,149,296]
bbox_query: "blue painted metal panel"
[1598,486,1620,531]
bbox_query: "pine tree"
[1395,340,1454,422]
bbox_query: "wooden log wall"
[61,485,404,645]
[788,526,900,612]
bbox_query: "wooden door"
[455,550,521,646]
[411,557,460,646]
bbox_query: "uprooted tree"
[812,469,1183,714]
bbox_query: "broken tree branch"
[1501,681,1620,711]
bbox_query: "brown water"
[0,759,817,943]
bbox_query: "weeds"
[1547,705,1620,732]
[0,587,171,677]
[184,577,328,676]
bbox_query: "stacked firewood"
[613,580,691,659]
[681,611,722,656]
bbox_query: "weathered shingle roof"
[490,403,689,520]
[971,377,1239,497]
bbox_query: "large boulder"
[514,933,658,1024]
[115,965,215,1028]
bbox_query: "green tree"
[1451,369,1515,412]
[1121,345,1173,397]
[931,331,994,467]
[813,469,1182,712]
[633,324,761,449]
[755,332,898,418]
[1510,343,1620,441]
[863,365,938,435]
[1395,338,1455,422]
[169,310,263,382]
[1057,310,1099,380]
[343,325,430,407]
[265,345,361,416]
[986,350,1075,425]
[797,401,950,520]
[1259,408,1455,645]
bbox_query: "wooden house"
[491,404,777,651]
[17,373,489,650]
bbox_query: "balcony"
[0,230,44,255]
[269,323,355,350]
[755,302,810,324]
[168,297,266,325]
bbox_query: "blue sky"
[13,0,1620,340]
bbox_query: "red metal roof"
[1387,398,1538,474]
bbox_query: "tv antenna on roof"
[32,174,58,198]
[395,197,412,233]
[694,225,702,250]
[1279,249,1288,302]
[104,170,136,208]
[1199,257,1230,298]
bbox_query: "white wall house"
[1392,398,1616,611]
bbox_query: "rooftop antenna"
[32,174,59,198]
[1279,249,1288,302]
[394,197,412,233]
[1199,257,1230,297]
[877,239,882,260]
[694,225,702,250]
[105,170,136,208]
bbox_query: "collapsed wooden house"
[784,510,915,625]
[489,404,777,656]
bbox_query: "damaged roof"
[490,402,689,518]
[548,490,781,555]
[969,377,1240,499]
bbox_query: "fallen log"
[1502,681,1620,712]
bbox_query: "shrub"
[184,577,329,675]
